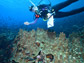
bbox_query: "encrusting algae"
[10,28,84,63]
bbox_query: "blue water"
[0,0,84,33]
[0,0,84,62]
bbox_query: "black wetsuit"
[52,0,84,18]
[37,4,51,19]
[36,0,84,18]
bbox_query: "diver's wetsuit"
[29,0,84,25]
[51,0,84,18]
[36,0,84,18]
[37,4,51,19]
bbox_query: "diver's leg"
[52,0,78,11]
[54,7,84,18]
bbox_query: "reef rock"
[10,28,84,63]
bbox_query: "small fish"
[25,53,30,55]
[12,60,19,63]
[35,42,40,47]
[23,57,35,61]
[46,54,54,62]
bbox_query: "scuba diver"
[24,0,84,28]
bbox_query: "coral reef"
[10,28,84,63]
[0,28,17,63]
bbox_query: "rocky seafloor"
[8,28,84,63]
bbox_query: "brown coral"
[10,28,84,63]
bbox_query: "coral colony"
[10,28,84,63]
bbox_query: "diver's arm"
[29,18,39,25]
[24,18,38,25]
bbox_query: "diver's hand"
[24,21,30,25]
